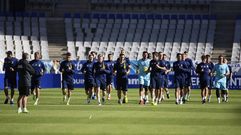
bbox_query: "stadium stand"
[65,13,216,61]
[0,12,49,61]
[231,16,241,62]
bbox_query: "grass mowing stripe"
[0,89,241,135]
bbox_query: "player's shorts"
[174,77,185,89]
[4,76,16,89]
[18,86,30,96]
[215,80,227,90]
[139,75,150,87]
[106,75,113,86]
[31,76,41,89]
[162,75,169,88]
[150,76,162,89]
[62,79,74,90]
[185,76,192,87]
[95,78,106,91]
[199,77,210,89]
[116,77,128,91]
[84,78,95,90]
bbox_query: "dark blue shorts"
[84,78,95,90]
[185,76,192,87]
[106,75,113,85]
[116,77,128,91]
[62,80,74,90]
[95,78,106,91]
[150,76,162,89]
[4,76,16,89]
[174,77,185,89]
[31,76,41,89]
[200,77,210,89]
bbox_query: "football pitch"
[0,89,241,135]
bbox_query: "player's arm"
[156,62,166,70]
[59,62,64,73]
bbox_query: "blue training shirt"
[173,60,190,79]
[81,60,95,80]
[105,60,115,78]
[3,57,18,77]
[93,61,110,80]
[114,61,129,79]
[30,60,46,77]
[59,60,75,81]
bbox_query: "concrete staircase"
[212,19,234,61]
[47,17,67,60]
[210,1,241,61]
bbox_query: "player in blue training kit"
[206,55,215,102]
[105,54,115,100]
[196,55,212,104]
[90,51,98,100]
[213,55,230,103]
[148,52,165,105]
[3,51,18,105]
[183,51,195,101]
[59,52,75,105]
[157,52,169,104]
[136,51,150,105]
[81,54,95,104]
[93,54,110,105]
[30,52,46,105]
[113,53,130,104]
[173,53,190,105]
[224,58,232,102]
[162,54,171,100]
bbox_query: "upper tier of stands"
[65,13,216,61]
[0,12,49,60]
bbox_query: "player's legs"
[100,81,107,105]
[117,90,122,104]
[139,76,145,104]
[144,86,149,103]
[4,78,9,104]
[175,87,180,104]
[139,84,145,104]
[106,77,113,100]
[107,84,112,100]
[66,89,72,105]
[122,78,128,104]
[215,82,221,103]
[18,86,30,113]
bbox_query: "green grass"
[0,89,241,135]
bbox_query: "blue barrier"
[0,74,240,90]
